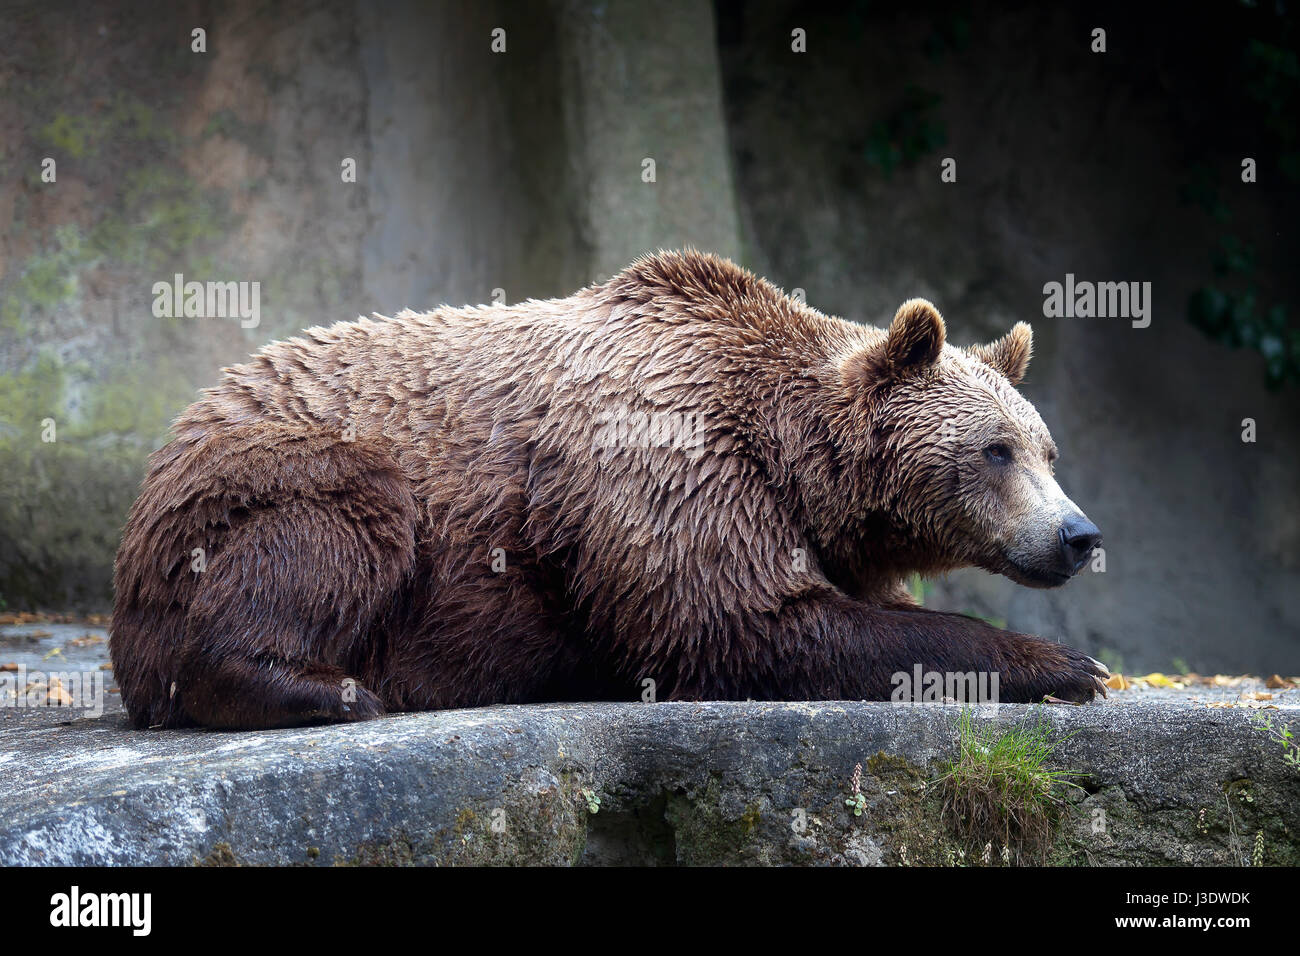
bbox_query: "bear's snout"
[1058,515,1102,574]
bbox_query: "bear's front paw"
[999,639,1110,704]
[1038,648,1109,704]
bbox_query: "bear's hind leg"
[172,437,417,729]
[178,640,385,729]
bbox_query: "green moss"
[0,352,192,610]
[1050,779,1300,867]
[5,89,233,336]
[339,773,591,866]
[2,226,85,332]
[867,751,924,781]
[663,779,766,865]
[201,109,272,158]
[452,807,478,836]
[38,113,95,159]
[34,97,177,165]
[107,96,180,147]
[0,89,243,611]
[86,165,231,273]
[847,752,947,864]
[196,842,241,866]
[342,837,415,866]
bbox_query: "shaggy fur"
[111,250,1107,729]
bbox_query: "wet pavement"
[0,621,122,730]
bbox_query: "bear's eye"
[984,443,1013,465]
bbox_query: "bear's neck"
[746,362,961,602]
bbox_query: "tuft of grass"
[933,709,1083,864]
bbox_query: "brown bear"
[110,250,1108,729]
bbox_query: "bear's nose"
[1059,516,1102,573]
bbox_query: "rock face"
[2,699,1296,866]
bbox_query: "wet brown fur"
[110,250,1105,729]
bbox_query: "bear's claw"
[1047,650,1110,703]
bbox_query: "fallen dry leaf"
[0,662,17,672]
[1241,692,1274,701]
[1134,672,1187,689]
[1211,675,1247,687]
[0,612,49,626]
[46,677,73,707]
[1105,673,1129,690]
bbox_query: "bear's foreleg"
[696,591,1108,704]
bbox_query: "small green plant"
[1252,713,1300,771]
[933,708,1083,863]
[845,762,866,816]
[1252,830,1265,867]
[579,788,601,814]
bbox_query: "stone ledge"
[2,698,1297,866]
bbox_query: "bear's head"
[841,298,1101,589]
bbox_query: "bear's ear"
[841,299,945,389]
[969,322,1033,385]
[883,298,946,375]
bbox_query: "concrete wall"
[0,0,741,608]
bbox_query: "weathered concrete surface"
[2,689,1296,866]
